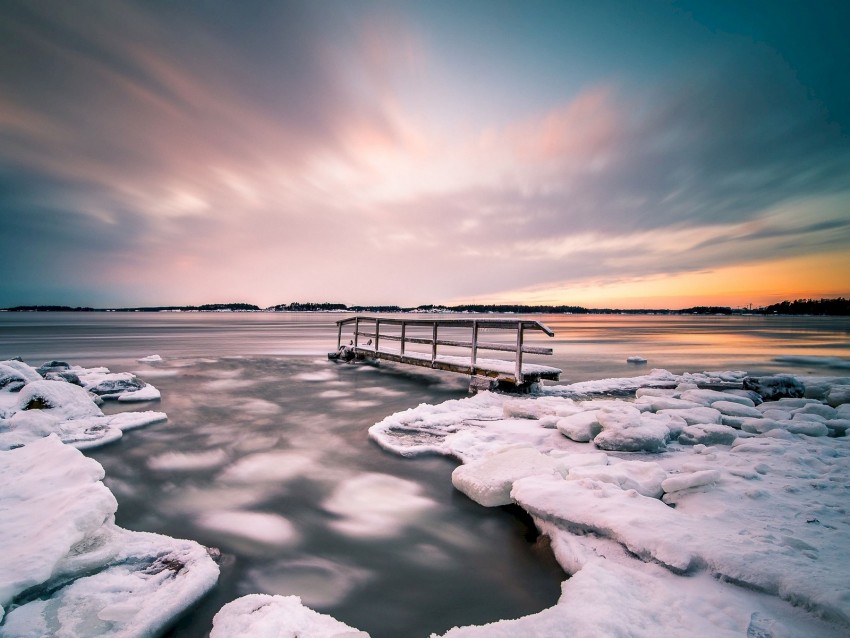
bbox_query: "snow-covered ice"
[210,594,368,638]
[0,359,166,450]
[0,436,219,635]
[137,354,163,363]
[359,368,850,638]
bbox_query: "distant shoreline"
[2,298,848,317]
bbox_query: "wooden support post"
[400,322,406,356]
[337,322,342,349]
[375,319,380,352]
[431,323,438,364]
[471,321,479,369]
[515,325,524,383]
[354,317,360,349]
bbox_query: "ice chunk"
[196,511,297,547]
[117,384,161,402]
[210,594,369,638]
[322,473,436,539]
[137,354,163,363]
[219,451,315,483]
[0,437,219,636]
[661,469,721,494]
[657,406,722,426]
[451,447,569,507]
[678,424,738,446]
[82,372,146,397]
[626,356,647,364]
[680,389,754,407]
[710,400,762,418]
[593,409,671,453]
[826,384,850,407]
[555,410,602,442]
[568,460,667,498]
[149,449,229,471]
[793,403,837,420]
[634,395,701,411]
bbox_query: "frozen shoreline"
[3,355,850,637]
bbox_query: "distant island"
[2,298,849,316]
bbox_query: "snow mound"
[0,362,166,450]
[568,460,667,498]
[0,436,219,634]
[451,447,569,507]
[211,594,369,638]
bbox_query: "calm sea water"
[1,312,849,637]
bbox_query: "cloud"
[0,3,848,307]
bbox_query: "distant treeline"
[761,298,850,316]
[3,298,849,315]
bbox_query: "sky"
[1,0,849,309]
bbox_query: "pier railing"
[334,316,557,385]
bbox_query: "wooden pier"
[328,316,561,390]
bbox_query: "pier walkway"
[328,316,561,390]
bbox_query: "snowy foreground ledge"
[0,358,165,450]
[0,435,220,636]
[364,369,850,638]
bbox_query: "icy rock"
[826,385,850,407]
[16,380,102,419]
[661,469,721,494]
[626,356,647,364]
[36,360,71,375]
[137,354,163,363]
[739,418,828,437]
[657,406,722,426]
[85,373,146,397]
[723,389,763,405]
[633,395,702,411]
[0,361,42,392]
[568,460,667,498]
[452,447,569,507]
[504,397,581,420]
[743,375,804,400]
[117,384,161,402]
[556,411,602,442]
[710,401,762,418]
[786,421,830,437]
[210,594,369,638]
[43,370,83,386]
[678,424,738,446]
[791,412,828,424]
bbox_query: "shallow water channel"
[90,355,564,637]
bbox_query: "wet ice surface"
[88,356,565,638]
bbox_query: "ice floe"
[358,368,850,637]
[0,359,166,450]
[0,435,219,635]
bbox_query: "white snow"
[137,354,163,363]
[0,436,219,634]
[0,360,166,450]
[210,594,368,638]
[360,368,850,638]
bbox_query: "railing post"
[375,319,380,353]
[431,322,438,365]
[471,320,479,370]
[400,322,406,356]
[337,321,342,349]
[354,317,360,349]
[515,323,524,383]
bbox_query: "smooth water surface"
[1,312,849,636]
